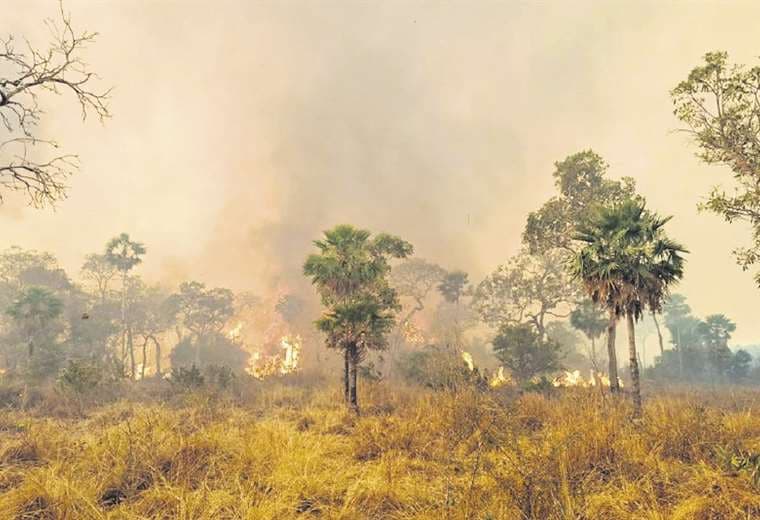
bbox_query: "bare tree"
[0,1,110,207]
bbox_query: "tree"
[129,280,173,379]
[728,349,753,380]
[572,200,687,414]
[570,299,608,369]
[168,281,235,367]
[699,314,736,382]
[438,270,470,304]
[492,324,561,383]
[672,51,760,286]
[662,293,699,378]
[387,258,445,373]
[6,286,64,378]
[0,2,110,207]
[303,224,412,411]
[170,332,248,373]
[523,150,637,254]
[546,321,588,370]
[653,297,747,384]
[81,254,118,304]
[391,258,446,325]
[0,247,77,373]
[104,233,146,379]
[473,249,577,339]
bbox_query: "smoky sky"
[4,1,760,344]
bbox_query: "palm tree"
[7,286,63,360]
[304,224,412,412]
[105,233,146,379]
[572,200,686,415]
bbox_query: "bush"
[169,366,205,391]
[0,380,24,409]
[204,365,236,391]
[57,359,103,396]
[396,346,481,390]
[169,333,249,373]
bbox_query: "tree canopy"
[672,51,760,286]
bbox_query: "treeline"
[0,235,255,392]
[649,295,755,383]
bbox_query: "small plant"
[716,446,760,488]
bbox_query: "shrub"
[396,346,476,390]
[169,365,205,391]
[57,359,103,396]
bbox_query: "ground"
[0,381,759,519]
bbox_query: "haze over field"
[4,0,760,342]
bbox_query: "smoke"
[5,1,760,343]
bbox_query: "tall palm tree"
[304,224,412,412]
[572,200,686,415]
[105,233,146,379]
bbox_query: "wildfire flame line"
[248,334,302,379]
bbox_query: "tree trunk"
[676,328,684,379]
[141,337,148,380]
[194,336,201,367]
[348,346,359,413]
[652,310,664,355]
[121,271,127,375]
[589,336,597,368]
[343,348,350,403]
[128,326,136,380]
[153,337,162,378]
[627,313,642,416]
[606,310,620,393]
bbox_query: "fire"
[248,334,302,379]
[280,335,300,374]
[461,351,475,372]
[402,321,426,345]
[489,366,513,388]
[227,321,243,341]
[552,369,624,388]
[552,370,585,387]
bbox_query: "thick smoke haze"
[3,1,760,342]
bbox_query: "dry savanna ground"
[1,381,760,519]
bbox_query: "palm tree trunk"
[651,310,664,355]
[627,313,642,417]
[606,310,620,393]
[349,346,359,413]
[343,348,350,403]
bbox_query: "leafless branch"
[0,1,110,207]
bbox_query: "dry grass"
[1,383,759,519]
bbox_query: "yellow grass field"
[1,383,759,519]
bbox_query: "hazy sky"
[4,1,760,343]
